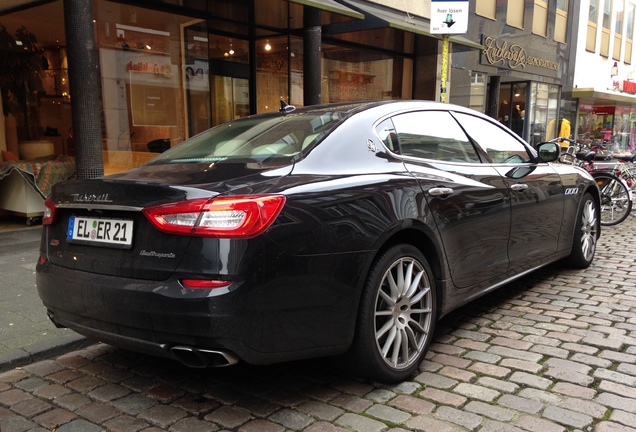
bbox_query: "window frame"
[601,0,613,57]
[507,0,525,29]
[533,0,549,37]
[475,0,497,20]
[555,0,569,43]
[614,0,626,60]
[626,2,635,63]
[588,0,600,52]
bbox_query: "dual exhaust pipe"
[170,345,239,368]
[46,310,239,368]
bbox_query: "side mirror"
[536,142,560,162]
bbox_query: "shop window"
[601,0,612,57]
[206,33,251,126]
[532,0,548,37]
[507,0,525,29]
[614,0,625,60]
[449,61,486,112]
[93,0,200,174]
[476,0,496,20]
[529,83,560,147]
[256,35,291,112]
[555,0,568,43]
[322,43,410,103]
[626,3,635,63]
[587,0,599,51]
[614,105,631,152]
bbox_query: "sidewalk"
[0,225,92,372]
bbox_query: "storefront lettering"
[482,36,559,72]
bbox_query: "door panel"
[382,111,512,288]
[452,111,564,271]
[495,164,564,269]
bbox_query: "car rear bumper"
[36,254,363,365]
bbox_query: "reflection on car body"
[37,100,600,383]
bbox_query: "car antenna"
[279,100,296,115]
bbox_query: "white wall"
[573,0,636,90]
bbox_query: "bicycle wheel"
[593,172,632,226]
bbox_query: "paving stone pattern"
[1,217,636,432]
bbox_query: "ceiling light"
[265,41,271,51]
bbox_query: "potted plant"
[0,24,46,149]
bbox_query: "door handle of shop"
[429,187,454,196]
[511,183,528,191]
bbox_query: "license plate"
[67,216,134,249]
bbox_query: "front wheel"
[594,172,632,226]
[564,192,599,268]
[347,244,436,383]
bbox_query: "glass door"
[498,82,527,139]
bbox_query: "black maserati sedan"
[36,100,600,382]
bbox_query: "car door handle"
[429,187,454,196]
[511,183,528,191]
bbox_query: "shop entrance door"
[497,82,527,139]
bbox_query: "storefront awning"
[289,0,364,20]
[327,0,482,50]
[0,0,40,14]
[565,87,636,107]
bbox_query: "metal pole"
[440,35,449,103]
[64,0,104,178]
[303,7,321,106]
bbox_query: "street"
[1,216,636,432]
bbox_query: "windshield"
[148,111,345,165]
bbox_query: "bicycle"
[554,138,632,226]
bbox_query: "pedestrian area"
[1,216,636,432]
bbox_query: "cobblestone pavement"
[2,217,636,432]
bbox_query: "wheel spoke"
[407,317,427,335]
[376,318,394,340]
[410,286,430,305]
[390,329,403,365]
[387,271,399,302]
[399,260,410,297]
[405,270,424,298]
[381,326,397,357]
[378,287,396,307]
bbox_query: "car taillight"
[42,197,57,225]
[143,195,286,238]
[180,279,232,289]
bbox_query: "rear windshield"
[147,111,344,165]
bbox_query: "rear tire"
[594,172,632,226]
[348,244,436,383]
[564,192,599,269]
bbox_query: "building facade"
[3,0,633,174]
[1,0,479,173]
[564,0,636,154]
[449,0,571,147]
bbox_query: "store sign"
[622,80,636,94]
[430,0,469,34]
[480,36,560,77]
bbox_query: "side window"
[388,111,481,163]
[452,112,531,164]
[376,119,399,153]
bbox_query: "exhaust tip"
[170,346,239,368]
[46,310,67,329]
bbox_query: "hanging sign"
[430,0,469,34]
